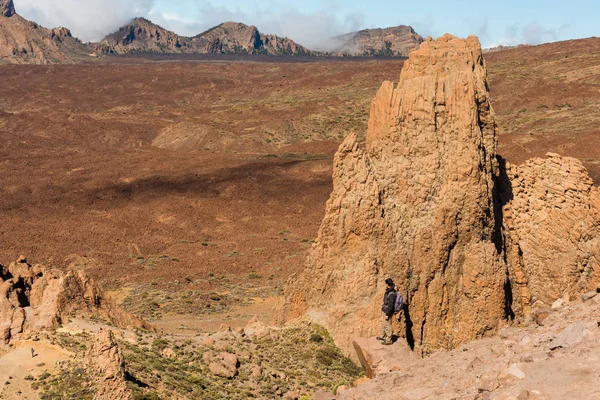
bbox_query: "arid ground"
[1,37,599,328]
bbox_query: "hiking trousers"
[381,314,393,344]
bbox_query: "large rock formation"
[331,25,423,57]
[280,34,600,356]
[281,34,508,355]
[0,257,152,345]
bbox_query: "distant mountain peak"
[98,18,316,56]
[1,0,15,17]
[332,24,423,57]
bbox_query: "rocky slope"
[193,21,316,56]
[331,25,423,57]
[0,0,91,64]
[279,34,600,356]
[334,290,600,399]
[95,17,192,55]
[0,256,152,345]
[97,19,316,56]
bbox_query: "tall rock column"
[280,34,509,355]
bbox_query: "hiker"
[377,277,398,345]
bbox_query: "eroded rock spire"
[279,34,600,356]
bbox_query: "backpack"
[393,291,404,314]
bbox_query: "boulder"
[208,352,238,378]
[548,321,593,350]
[352,337,416,378]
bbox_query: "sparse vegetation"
[120,323,362,399]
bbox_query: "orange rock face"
[280,34,600,356]
[0,257,151,345]
[503,153,600,315]
[87,329,131,400]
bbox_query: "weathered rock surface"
[502,153,600,315]
[335,297,600,399]
[193,22,315,56]
[281,34,508,355]
[97,19,317,56]
[204,349,239,378]
[0,257,152,345]
[331,25,423,57]
[280,34,600,357]
[353,337,416,378]
[87,329,131,400]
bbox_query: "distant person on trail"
[377,277,397,345]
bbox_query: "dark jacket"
[382,287,397,317]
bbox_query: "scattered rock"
[208,352,239,379]
[161,348,176,358]
[353,337,416,378]
[582,291,597,302]
[551,298,565,309]
[548,321,591,350]
[533,310,550,326]
[336,385,349,394]
[249,364,262,378]
[283,390,300,399]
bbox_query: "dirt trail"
[0,341,72,400]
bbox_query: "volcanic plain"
[1,37,599,328]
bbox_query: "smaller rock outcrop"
[51,27,74,42]
[0,0,15,17]
[502,153,600,315]
[0,257,152,345]
[87,329,131,400]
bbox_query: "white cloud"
[14,0,367,51]
[15,0,155,42]
[489,22,569,47]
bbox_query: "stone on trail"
[352,337,416,378]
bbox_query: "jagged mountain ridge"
[331,25,424,57]
[0,0,423,62]
[96,19,318,56]
[0,0,91,64]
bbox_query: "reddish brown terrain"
[0,37,598,317]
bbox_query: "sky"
[14,0,599,50]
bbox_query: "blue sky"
[16,0,599,49]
